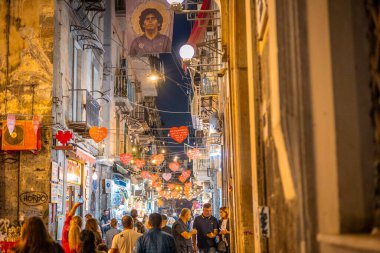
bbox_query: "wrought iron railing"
[68,89,100,128]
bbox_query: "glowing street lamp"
[179,44,195,64]
[147,71,163,82]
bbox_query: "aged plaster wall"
[0,0,54,237]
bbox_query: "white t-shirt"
[111,229,142,253]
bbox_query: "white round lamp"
[179,44,195,61]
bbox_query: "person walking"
[62,202,82,253]
[106,218,121,248]
[135,213,177,253]
[172,208,198,253]
[192,203,219,253]
[78,230,106,253]
[161,214,172,235]
[109,215,142,253]
[85,218,102,246]
[130,209,146,234]
[10,216,64,253]
[218,207,231,253]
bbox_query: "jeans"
[199,247,216,253]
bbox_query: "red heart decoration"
[135,159,146,169]
[181,170,191,179]
[187,149,200,160]
[167,183,175,190]
[120,153,133,165]
[151,154,165,166]
[169,162,180,172]
[55,130,73,145]
[178,175,187,183]
[150,174,159,182]
[162,173,172,181]
[169,126,189,143]
[141,171,150,179]
[89,127,108,143]
[152,180,162,188]
[185,182,193,188]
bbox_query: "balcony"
[114,75,134,113]
[68,89,100,138]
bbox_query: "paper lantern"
[169,126,189,143]
[89,126,108,143]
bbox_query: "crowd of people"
[8,203,231,253]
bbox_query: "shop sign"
[52,162,59,182]
[105,179,112,193]
[20,191,48,206]
[67,160,82,185]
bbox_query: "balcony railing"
[114,75,128,98]
[201,76,219,95]
[68,89,100,137]
[114,75,135,113]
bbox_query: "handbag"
[217,240,227,252]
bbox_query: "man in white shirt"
[109,215,142,253]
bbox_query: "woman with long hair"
[79,230,106,253]
[85,218,102,246]
[218,206,231,253]
[62,202,83,253]
[11,216,63,253]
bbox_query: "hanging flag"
[32,115,40,135]
[7,114,16,135]
[89,126,108,143]
[169,126,189,143]
[126,0,174,57]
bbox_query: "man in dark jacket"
[135,213,177,253]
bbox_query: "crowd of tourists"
[8,203,231,253]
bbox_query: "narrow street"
[0,0,379,253]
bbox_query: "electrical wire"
[129,100,190,114]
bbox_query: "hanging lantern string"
[128,101,191,114]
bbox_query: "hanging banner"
[126,0,174,56]
[89,126,108,143]
[169,126,189,143]
[7,114,16,135]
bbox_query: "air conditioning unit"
[2,121,39,150]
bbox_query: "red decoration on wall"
[187,148,200,160]
[120,153,133,165]
[135,159,146,169]
[89,126,108,143]
[55,130,73,145]
[162,173,172,181]
[168,162,180,172]
[169,126,189,143]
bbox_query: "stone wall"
[0,0,54,239]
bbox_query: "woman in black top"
[218,207,231,253]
